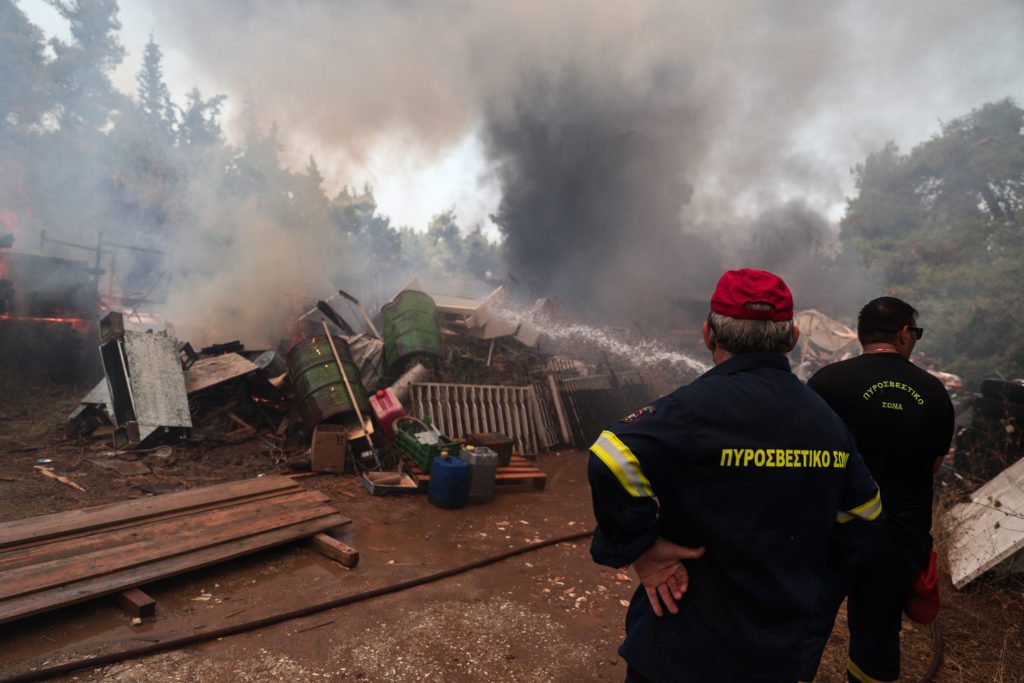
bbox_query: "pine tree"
[136,33,174,137]
[177,87,226,149]
[0,0,52,131]
[47,0,126,130]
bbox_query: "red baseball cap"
[710,269,793,321]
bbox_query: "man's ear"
[702,320,716,351]
[790,324,800,351]
[897,325,913,345]
[895,324,915,357]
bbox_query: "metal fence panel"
[410,382,554,454]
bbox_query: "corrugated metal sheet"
[101,325,192,447]
[556,371,652,450]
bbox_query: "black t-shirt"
[808,353,954,546]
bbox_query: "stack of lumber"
[0,475,347,625]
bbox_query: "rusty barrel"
[287,334,370,431]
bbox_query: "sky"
[18,0,1024,237]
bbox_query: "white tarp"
[947,456,1024,588]
[794,309,859,357]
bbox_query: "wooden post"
[321,321,374,451]
[547,374,572,445]
[113,587,156,618]
[307,532,359,567]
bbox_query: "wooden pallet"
[0,475,348,625]
[401,454,547,491]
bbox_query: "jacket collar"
[702,352,792,378]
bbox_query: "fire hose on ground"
[0,530,942,683]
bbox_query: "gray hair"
[709,303,795,354]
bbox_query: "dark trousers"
[800,538,924,682]
[625,664,655,683]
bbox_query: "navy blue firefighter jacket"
[588,352,881,683]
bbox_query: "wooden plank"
[307,533,359,567]
[184,353,258,394]
[0,476,300,549]
[498,473,547,490]
[0,514,344,625]
[495,472,547,482]
[0,487,328,560]
[113,587,155,618]
[0,490,336,573]
[0,493,337,601]
[400,455,546,490]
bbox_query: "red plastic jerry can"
[370,388,407,438]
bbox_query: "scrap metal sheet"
[948,457,1024,588]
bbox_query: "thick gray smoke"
[135,0,1024,326]
[483,68,719,316]
[8,0,1023,344]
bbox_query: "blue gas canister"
[427,454,470,509]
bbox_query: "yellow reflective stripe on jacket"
[848,657,898,682]
[590,430,654,498]
[837,489,882,524]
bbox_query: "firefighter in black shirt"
[588,269,882,683]
[799,296,955,683]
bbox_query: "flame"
[0,314,91,332]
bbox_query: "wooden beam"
[0,494,339,601]
[0,476,301,549]
[307,533,359,568]
[0,490,336,573]
[113,587,155,618]
[0,515,345,625]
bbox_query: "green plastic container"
[380,290,442,371]
[287,334,370,431]
[394,416,461,472]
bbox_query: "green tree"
[841,99,1024,384]
[330,184,402,271]
[424,208,463,270]
[0,0,51,131]
[47,0,125,131]
[293,156,330,225]
[106,36,182,239]
[135,33,175,137]
[177,87,226,150]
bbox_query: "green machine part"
[380,290,442,371]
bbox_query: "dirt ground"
[0,372,1021,682]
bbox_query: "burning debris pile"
[0,236,99,378]
[67,282,679,501]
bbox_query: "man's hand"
[631,537,706,617]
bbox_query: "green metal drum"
[380,290,442,371]
[287,334,370,431]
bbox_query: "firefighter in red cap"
[588,268,882,683]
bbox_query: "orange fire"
[0,313,91,332]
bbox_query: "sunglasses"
[908,326,924,340]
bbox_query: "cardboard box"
[311,424,348,473]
